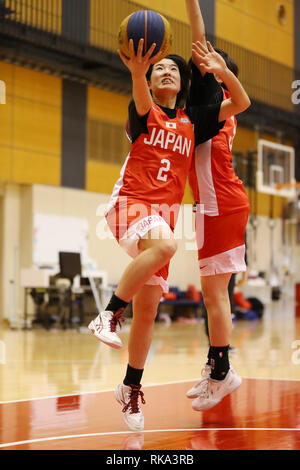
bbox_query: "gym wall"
[216,0,294,68]
[86,86,130,194]
[5,0,62,35]
[0,62,62,185]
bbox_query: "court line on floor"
[1,427,300,449]
[1,376,299,405]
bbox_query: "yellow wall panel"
[0,63,14,180]
[0,94,13,147]
[250,191,285,219]
[233,127,257,153]
[216,0,294,67]
[132,0,188,22]
[0,146,12,180]
[13,98,61,156]
[0,62,62,185]
[0,61,14,90]
[13,66,61,107]
[86,160,123,194]
[0,63,14,148]
[90,0,130,50]
[88,87,130,123]
[234,0,293,35]
[90,0,188,51]
[12,149,60,186]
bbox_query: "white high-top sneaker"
[88,308,125,349]
[115,383,145,431]
[191,368,242,411]
[186,364,211,398]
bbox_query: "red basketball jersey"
[107,103,194,215]
[189,88,249,216]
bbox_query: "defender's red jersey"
[107,103,194,216]
[189,88,249,216]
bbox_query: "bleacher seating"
[158,286,202,320]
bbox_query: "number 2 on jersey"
[157,158,170,182]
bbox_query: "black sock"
[206,346,213,366]
[209,345,230,380]
[123,364,144,387]
[105,294,128,313]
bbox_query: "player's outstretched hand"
[192,41,227,77]
[118,38,162,77]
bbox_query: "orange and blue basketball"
[118,10,172,62]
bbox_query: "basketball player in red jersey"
[89,36,250,430]
[185,0,251,411]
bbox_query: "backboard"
[257,139,296,199]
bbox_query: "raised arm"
[185,0,207,48]
[192,41,251,121]
[185,0,208,78]
[118,39,158,116]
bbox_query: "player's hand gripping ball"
[118,10,172,63]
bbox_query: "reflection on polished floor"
[0,297,299,450]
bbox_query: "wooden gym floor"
[0,295,299,450]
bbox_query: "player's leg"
[186,273,232,398]
[187,211,248,403]
[115,225,176,302]
[190,273,242,411]
[128,284,163,368]
[89,223,176,348]
[201,272,232,349]
[115,284,163,431]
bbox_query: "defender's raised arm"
[192,41,251,121]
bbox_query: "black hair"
[146,54,191,108]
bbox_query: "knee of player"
[158,239,177,261]
[201,287,228,306]
[134,301,158,323]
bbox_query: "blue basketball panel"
[127,10,146,54]
[146,10,165,56]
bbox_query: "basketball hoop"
[257,140,296,199]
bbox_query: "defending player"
[185,0,251,411]
[89,36,250,430]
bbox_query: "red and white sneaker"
[191,368,242,411]
[88,308,125,349]
[186,364,211,398]
[115,383,145,431]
